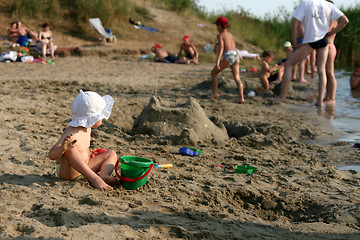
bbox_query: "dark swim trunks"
[268,72,279,82]
[164,55,179,63]
[309,35,328,49]
[185,54,194,59]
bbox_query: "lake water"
[304,67,360,171]
[326,68,360,142]
[304,67,360,142]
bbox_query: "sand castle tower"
[130,97,229,145]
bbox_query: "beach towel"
[237,50,260,59]
[89,18,117,43]
[136,25,159,33]
[129,17,159,33]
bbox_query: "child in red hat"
[177,35,199,64]
[210,16,244,103]
[151,43,190,64]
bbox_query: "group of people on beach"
[151,0,351,106]
[48,0,355,190]
[260,0,349,106]
[7,21,56,59]
[268,0,349,106]
[151,35,199,64]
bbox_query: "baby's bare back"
[59,127,91,164]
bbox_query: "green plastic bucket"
[115,156,153,190]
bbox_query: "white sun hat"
[69,90,114,128]
[283,41,292,48]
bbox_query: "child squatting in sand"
[260,50,284,90]
[48,90,119,190]
[210,16,244,103]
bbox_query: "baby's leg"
[63,146,113,190]
[88,150,119,186]
[260,75,270,90]
[231,62,244,103]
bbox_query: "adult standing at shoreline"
[324,18,339,104]
[270,0,349,106]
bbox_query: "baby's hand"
[62,134,77,151]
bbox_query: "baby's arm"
[48,134,77,160]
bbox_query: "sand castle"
[131,96,228,145]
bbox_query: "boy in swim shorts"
[350,61,360,91]
[151,43,190,64]
[210,16,244,103]
[270,0,348,106]
[177,35,199,64]
[48,90,119,190]
[260,50,282,90]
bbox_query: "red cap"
[152,43,161,49]
[213,17,229,27]
[183,35,190,40]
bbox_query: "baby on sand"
[49,90,119,190]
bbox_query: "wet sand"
[0,56,359,239]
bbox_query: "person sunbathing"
[16,21,39,46]
[36,23,55,59]
[177,35,199,64]
[151,43,190,64]
[7,22,18,43]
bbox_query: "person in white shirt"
[270,0,348,106]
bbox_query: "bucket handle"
[114,159,153,183]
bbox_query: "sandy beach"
[0,55,360,239]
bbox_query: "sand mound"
[130,96,229,145]
[192,77,238,93]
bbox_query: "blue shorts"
[164,55,179,63]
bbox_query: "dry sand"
[0,55,360,239]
